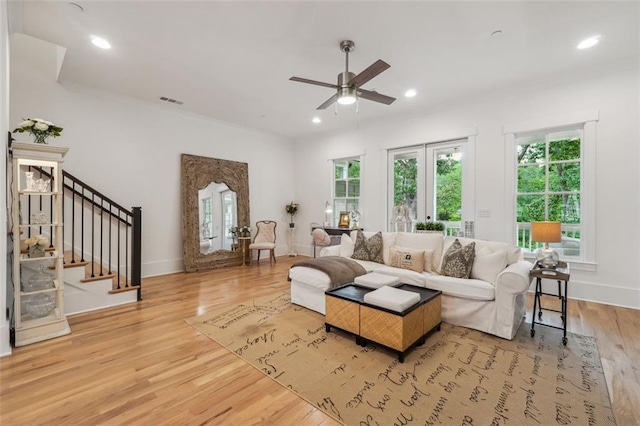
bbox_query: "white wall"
[1,0,12,357]
[9,34,296,278]
[293,65,640,309]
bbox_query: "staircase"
[23,166,142,314]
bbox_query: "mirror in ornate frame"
[182,154,250,272]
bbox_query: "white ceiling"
[9,1,639,140]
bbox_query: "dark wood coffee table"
[325,283,442,362]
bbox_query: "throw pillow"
[339,233,355,258]
[388,246,426,273]
[471,249,508,284]
[440,239,476,279]
[351,230,384,264]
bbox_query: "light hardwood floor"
[1,256,639,425]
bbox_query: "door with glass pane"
[388,147,424,231]
[388,139,472,236]
[221,190,237,250]
[426,142,465,237]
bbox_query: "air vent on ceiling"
[160,96,184,106]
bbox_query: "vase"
[33,133,48,144]
[24,265,54,292]
[28,245,46,258]
[24,293,55,318]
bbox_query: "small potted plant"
[25,234,49,258]
[285,201,299,228]
[415,222,428,232]
[425,220,446,234]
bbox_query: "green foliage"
[415,222,427,230]
[426,221,445,231]
[393,157,417,207]
[517,138,581,224]
[436,155,461,221]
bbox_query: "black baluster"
[99,198,103,277]
[117,208,121,290]
[81,187,85,262]
[91,193,95,277]
[71,181,75,263]
[132,207,142,301]
[108,203,112,274]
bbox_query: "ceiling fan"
[290,40,396,110]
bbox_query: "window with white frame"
[332,158,360,226]
[516,129,582,257]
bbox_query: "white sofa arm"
[319,245,340,257]
[493,260,533,339]
[495,260,533,295]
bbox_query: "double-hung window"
[516,130,582,257]
[332,158,360,226]
[504,110,598,266]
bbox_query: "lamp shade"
[531,221,561,243]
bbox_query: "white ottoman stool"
[363,285,420,312]
[354,272,400,289]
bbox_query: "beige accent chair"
[249,220,277,265]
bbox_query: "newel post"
[132,206,143,300]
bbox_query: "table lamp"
[531,221,561,268]
[324,201,333,227]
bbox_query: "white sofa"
[289,231,533,340]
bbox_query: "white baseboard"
[535,279,640,310]
[0,325,12,357]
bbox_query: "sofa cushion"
[351,231,384,263]
[388,246,425,273]
[471,250,508,285]
[288,266,331,290]
[339,233,355,257]
[395,232,444,271]
[440,239,476,278]
[443,236,521,265]
[425,275,495,301]
[368,265,427,287]
[351,230,397,264]
[363,286,421,312]
[354,272,400,289]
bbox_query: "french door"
[388,139,473,236]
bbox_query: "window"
[200,197,213,239]
[516,130,582,257]
[332,158,360,226]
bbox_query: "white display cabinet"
[11,142,70,346]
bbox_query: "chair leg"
[270,249,275,266]
[257,250,261,263]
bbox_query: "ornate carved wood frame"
[181,154,250,271]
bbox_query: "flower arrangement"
[13,118,63,144]
[285,201,299,226]
[25,234,49,257]
[239,226,251,237]
[25,234,49,248]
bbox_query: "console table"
[311,226,362,257]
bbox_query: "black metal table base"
[530,277,568,345]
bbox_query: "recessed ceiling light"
[312,117,321,124]
[91,35,111,49]
[577,35,600,50]
[404,89,417,98]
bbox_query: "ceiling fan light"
[337,87,357,105]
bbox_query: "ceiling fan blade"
[290,76,339,90]
[317,93,338,110]
[357,88,396,105]
[347,60,391,87]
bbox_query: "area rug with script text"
[186,292,616,425]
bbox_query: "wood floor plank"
[1,256,638,425]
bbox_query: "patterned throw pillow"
[351,231,384,264]
[440,239,476,278]
[388,246,425,273]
